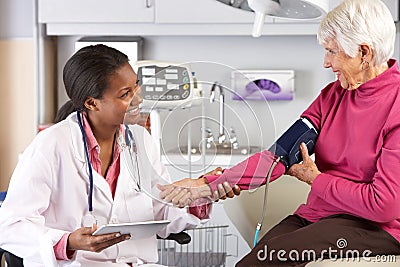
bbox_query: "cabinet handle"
[146,0,152,8]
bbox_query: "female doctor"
[0,44,210,266]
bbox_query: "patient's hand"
[214,182,241,201]
[201,167,241,201]
[287,143,321,185]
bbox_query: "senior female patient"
[159,0,400,265]
[0,44,214,266]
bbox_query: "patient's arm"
[159,150,285,207]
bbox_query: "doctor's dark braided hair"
[55,44,129,123]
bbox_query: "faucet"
[210,82,226,144]
[204,127,215,149]
[230,127,239,149]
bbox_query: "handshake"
[157,167,241,208]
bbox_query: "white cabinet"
[37,0,398,36]
[38,0,154,23]
[155,0,272,24]
[37,0,326,35]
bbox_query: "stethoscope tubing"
[124,124,141,191]
[77,111,141,218]
[77,111,95,213]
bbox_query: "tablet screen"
[92,220,170,240]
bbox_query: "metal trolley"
[158,224,231,267]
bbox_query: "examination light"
[247,0,329,37]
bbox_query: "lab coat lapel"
[114,135,154,222]
[118,150,139,193]
[75,155,114,205]
[68,112,113,203]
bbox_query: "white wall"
[57,32,399,153]
[141,35,332,150]
[56,32,400,247]
[0,0,35,191]
[0,0,33,38]
[46,13,400,265]
[57,35,333,150]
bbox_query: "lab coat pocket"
[123,190,154,223]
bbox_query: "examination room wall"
[54,33,399,246]
[135,32,400,244]
[57,29,400,152]
[142,34,400,150]
[141,35,331,149]
[0,0,36,191]
[57,35,331,150]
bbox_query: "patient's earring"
[361,60,370,70]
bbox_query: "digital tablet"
[92,220,170,240]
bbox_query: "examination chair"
[223,175,400,266]
[0,232,190,267]
[0,248,24,267]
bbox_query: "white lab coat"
[0,112,201,267]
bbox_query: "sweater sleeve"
[301,93,323,131]
[202,85,336,193]
[188,203,212,220]
[310,120,400,223]
[204,150,286,192]
[53,233,75,260]
[301,82,340,132]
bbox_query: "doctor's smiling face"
[90,62,143,127]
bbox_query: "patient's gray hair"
[317,0,395,66]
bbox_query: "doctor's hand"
[157,177,212,208]
[287,143,321,185]
[158,167,240,207]
[157,167,224,208]
[68,225,131,253]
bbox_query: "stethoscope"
[77,111,141,227]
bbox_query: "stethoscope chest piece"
[82,212,97,227]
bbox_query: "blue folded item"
[0,191,7,206]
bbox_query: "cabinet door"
[155,0,273,24]
[38,0,154,23]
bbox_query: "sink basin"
[168,144,263,155]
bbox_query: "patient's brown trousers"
[236,214,400,267]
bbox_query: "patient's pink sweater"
[205,59,400,242]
